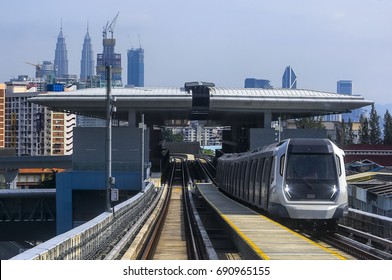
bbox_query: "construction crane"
[103,12,119,39]
[25,62,42,78]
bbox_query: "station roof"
[28,86,373,125]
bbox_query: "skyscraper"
[244,78,272,89]
[127,48,144,87]
[54,26,69,79]
[337,80,360,122]
[80,26,95,80]
[337,80,352,95]
[96,13,122,86]
[282,66,297,89]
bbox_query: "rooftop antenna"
[138,33,142,48]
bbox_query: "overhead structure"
[29,84,373,127]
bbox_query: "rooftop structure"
[29,86,373,127]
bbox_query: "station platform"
[196,183,347,260]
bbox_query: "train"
[215,138,349,228]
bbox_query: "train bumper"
[269,202,348,219]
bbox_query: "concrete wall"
[56,127,150,234]
[73,127,148,171]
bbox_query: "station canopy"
[28,86,373,125]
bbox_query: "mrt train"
[216,138,348,227]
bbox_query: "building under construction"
[96,13,122,87]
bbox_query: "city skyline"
[1,0,391,105]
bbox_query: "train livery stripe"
[221,214,270,260]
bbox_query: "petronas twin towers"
[53,25,95,80]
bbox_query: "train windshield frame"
[284,153,339,201]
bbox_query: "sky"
[1,0,392,105]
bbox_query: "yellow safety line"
[197,184,347,260]
[221,214,270,260]
[257,214,347,260]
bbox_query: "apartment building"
[0,84,4,148]
[4,81,75,156]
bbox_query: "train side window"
[335,155,342,176]
[270,156,276,185]
[260,157,272,206]
[280,154,285,176]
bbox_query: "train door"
[254,157,264,207]
[248,160,257,204]
[244,161,251,201]
[260,157,272,210]
[235,162,241,198]
[240,162,248,200]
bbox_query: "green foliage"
[162,128,184,142]
[295,116,325,129]
[359,114,370,144]
[369,104,382,144]
[346,118,355,144]
[384,110,392,144]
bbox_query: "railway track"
[311,225,392,260]
[102,153,391,260]
[137,157,210,260]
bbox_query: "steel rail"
[138,162,175,259]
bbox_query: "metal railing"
[11,182,158,260]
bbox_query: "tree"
[162,128,184,142]
[369,104,382,144]
[295,116,325,129]
[335,119,345,147]
[346,118,355,144]
[384,110,392,144]
[359,114,370,144]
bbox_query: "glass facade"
[127,48,144,87]
[54,27,69,79]
[282,66,297,89]
[244,78,272,89]
[80,28,95,80]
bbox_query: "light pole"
[105,65,113,212]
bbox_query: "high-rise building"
[54,26,69,79]
[337,80,352,95]
[244,78,272,89]
[96,14,122,86]
[80,26,95,80]
[0,84,5,148]
[51,111,75,155]
[282,66,297,89]
[337,80,361,122]
[41,61,55,80]
[4,81,51,155]
[127,48,144,87]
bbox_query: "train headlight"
[284,184,292,199]
[330,184,338,198]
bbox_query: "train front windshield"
[284,153,339,201]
